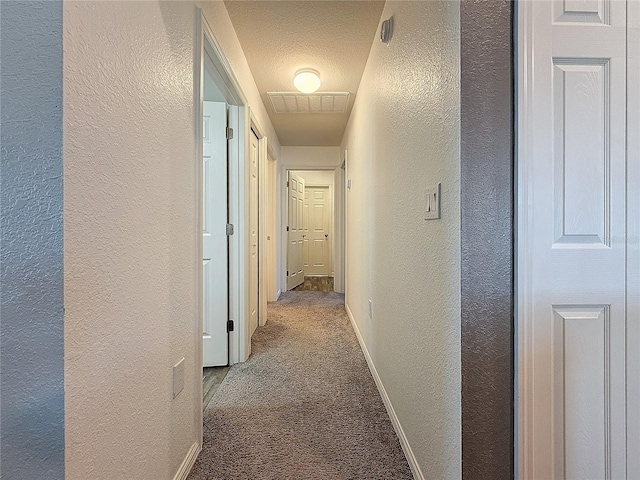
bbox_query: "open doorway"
[200,28,232,404]
[196,12,250,414]
[201,63,228,368]
[286,170,335,292]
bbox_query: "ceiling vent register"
[267,92,350,114]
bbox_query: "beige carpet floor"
[188,291,413,480]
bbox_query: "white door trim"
[336,152,346,294]
[626,0,640,474]
[516,1,533,475]
[194,9,205,463]
[228,104,246,364]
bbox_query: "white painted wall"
[292,170,334,187]
[63,2,281,478]
[341,2,461,478]
[281,146,340,169]
[204,68,226,102]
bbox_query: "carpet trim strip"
[345,303,425,480]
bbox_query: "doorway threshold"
[292,276,334,292]
[202,366,230,410]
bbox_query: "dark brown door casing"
[460,1,514,478]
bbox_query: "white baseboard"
[173,441,200,480]
[276,289,281,301]
[345,304,425,480]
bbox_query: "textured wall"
[291,170,335,187]
[281,146,341,168]
[63,2,282,478]
[63,3,199,478]
[0,2,65,478]
[341,2,461,478]
[460,1,514,478]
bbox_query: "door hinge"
[226,127,234,140]
[286,270,289,277]
[226,224,234,236]
[286,226,289,232]
[287,181,289,187]
[227,320,234,332]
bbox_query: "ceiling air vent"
[267,92,350,114]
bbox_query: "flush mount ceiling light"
[293,69,321,94]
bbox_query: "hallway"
[188,292,412,480]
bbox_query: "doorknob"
[325,234,329,238]
[302,234,307,238]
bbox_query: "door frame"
[281,167,342,292]
[516,1,533,474]
[627,0,640,472]
[266,153,280,302]
[195,9,249,405]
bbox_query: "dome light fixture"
[293,69,321,94]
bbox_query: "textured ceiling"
[224,0,385,146]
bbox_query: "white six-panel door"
[518,1,637,478]
[202,101,228,367]
[287,172,305,290]
[302,186,332,276]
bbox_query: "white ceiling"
[224,0,385,146]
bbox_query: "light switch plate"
[425,183,441,220]
[173,358,185,398]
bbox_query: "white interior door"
[303,186,332,276]
[286,172,305,290]
[518,1,636,478]
[202,101,228,367]
[249,130,259,336]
